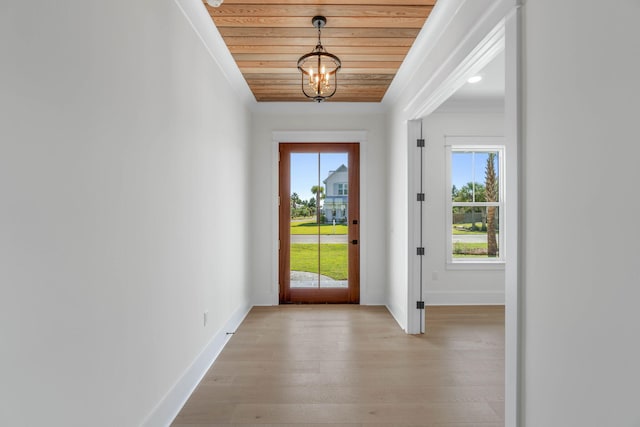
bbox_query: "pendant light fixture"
[297,16,341,102]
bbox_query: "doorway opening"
[279,143,360,304]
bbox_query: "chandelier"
[297,16,341,102]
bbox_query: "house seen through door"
[279,143,359,304]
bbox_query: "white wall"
[249,109,388,306]
[385,0,514,331]
[386,115,410,329]
[421,111,505,304]
[522,1,640,426]
[0,1,252,426]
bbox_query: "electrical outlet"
[203,311,208,327]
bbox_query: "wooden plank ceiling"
[204,0,436,102]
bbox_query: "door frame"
[397,7,521,426]
[279,143,360,304]
[271,131,368,305]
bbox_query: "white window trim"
[445,138,505,269]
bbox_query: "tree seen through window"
[450,149,502,260]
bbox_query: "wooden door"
[279,143,359,304]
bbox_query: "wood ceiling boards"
[204,0,436,102]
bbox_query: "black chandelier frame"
[297,16,342,102]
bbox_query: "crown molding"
[251,102,387,115]
[406,17,505,119]
[383,0,467,105]
[386,0,517,120]
[435,97,505,113]
[173,0,256,107]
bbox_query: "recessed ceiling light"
[467,75,483,84]
[207,0,223,6]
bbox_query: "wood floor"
[172,305,505,426]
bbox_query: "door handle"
[351,240,358,245]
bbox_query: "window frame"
[445,138,505,269]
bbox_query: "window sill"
[446,260,505,271]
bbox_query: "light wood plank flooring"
[172,305,504,426]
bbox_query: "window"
[446,143,504,265]
[337,183,348,195]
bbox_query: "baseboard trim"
[141,302,252,427]
[385,304,407,332]
[425,290,504,305]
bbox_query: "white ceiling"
[436,49,505,112]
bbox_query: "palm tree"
[310,185,324,224]
[307,197,316,217]
[291,192,301,209]
[290,192,301,218]
[485,153,498,257]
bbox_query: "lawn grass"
[452,228,487,235]
[453,242,499,258]
[290,243,347,280]
[453,223,489,235]
[290,220,348,235]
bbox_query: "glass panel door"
[279,143,359,303]
[289,152,349,289]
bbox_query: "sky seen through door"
[292,152,495,199]
[290,152,349,202]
